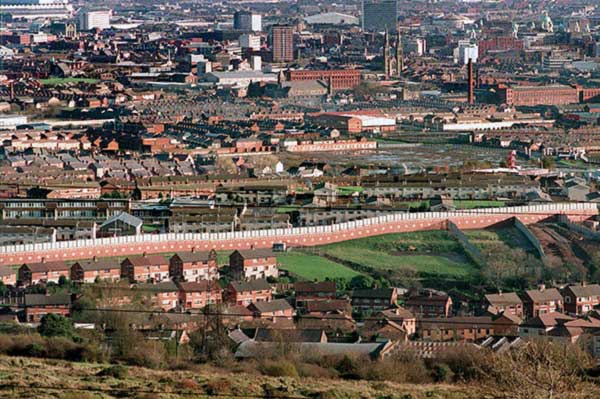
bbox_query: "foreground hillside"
[0,355,487,399]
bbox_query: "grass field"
[0,355,484,399]
[454,200,506,209]
[466,227,535,254]
[337,186,364,195]
[277,252,361,281]
[275,205,301,213]
[319,231,476,277]
[38,77,99,85]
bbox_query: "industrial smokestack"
[467,58,474,105]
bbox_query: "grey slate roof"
[24,293,72,306]
[248,298,293,313]
[229,279,272,292]
[99,212,143,229]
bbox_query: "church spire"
[383,28,390,80]
[396,30,403,78]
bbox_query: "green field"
[38,77,99,85]
[277,252,361,281]
[337,186,364,195]
[275,205,301,213]
[454,200,506,209]
[319,231,476,277]
[466,228,535,254]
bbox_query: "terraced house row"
[10,248,277,286]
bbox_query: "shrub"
[204,378,232,395]
[296,362,338,379]
[45,336,80,360]
[335,355,361,380]
[38,314,75,338]
[259,359,299,378]
[356,357,430,384]
[431,364,454,383]
[97,365,128,379]
[81,341,108,363]
[25,343,46,357]
[438,345,491,382]
[116,338,166,369]
[0,334,14,354]
[8,335,46,357]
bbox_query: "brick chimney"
[538,283,546,292]
[467,58,474,105]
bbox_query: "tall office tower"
[234,11,262,32]
[79,10,110,31]
[362,0,398,32]
[271,25,294,63]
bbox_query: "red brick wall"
[0,211,594,266]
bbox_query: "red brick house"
[24,293,72,322]
[519,312,575,338]
[365,306,417,338]
[419,316,496,342]
[492,312,522,336]
[229,249,278,281]
[248,298,294,320]
[135,281,179,311]
[169,249,219,282]
[562,283,600,315]
[404,292,453,318]
[121,254,169,282]
[351,288,398,313]
[19,260,70,286]
[0,266,17,286]
[521,286,563,318]
[483,292,524,318]
[305,299,351,316]
[294,281,336,309]
[178,280,222,310]
[221,304,254,326]
[225,279,273,306]
[71,257,121,283]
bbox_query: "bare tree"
[489,339,593,399]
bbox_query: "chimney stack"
[467,58,474,105]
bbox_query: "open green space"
[275,205,301,213]
[465,227,535,254]
[319,231,476,277]
[337,186,364,195]
[454,200,506,209]
[398,200,430,210]
[277,252,361,281]
[38,77,99,85]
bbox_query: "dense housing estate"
[3,0,600,391]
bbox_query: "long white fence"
[0,203,595,255]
